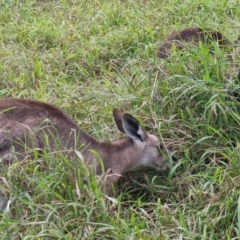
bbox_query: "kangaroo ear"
[122,113,146,142]
[113,109,125,134]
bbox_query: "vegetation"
[0,0,239,239]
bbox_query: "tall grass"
[0,0,239,239]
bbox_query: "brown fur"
[0,98,169,201]
[156,27,230,58]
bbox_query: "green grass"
[0,0,240,239]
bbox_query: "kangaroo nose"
[159,160,169,172]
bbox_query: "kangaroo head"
[113,109,169,172]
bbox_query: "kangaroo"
[156,27,231,59]
[0,98,169,210]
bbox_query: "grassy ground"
[0,0,239,239]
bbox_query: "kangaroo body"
[0,98,169,210]
[156,27,230,58]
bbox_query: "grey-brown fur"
[156,27,230,58]
[0,98,169,210]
